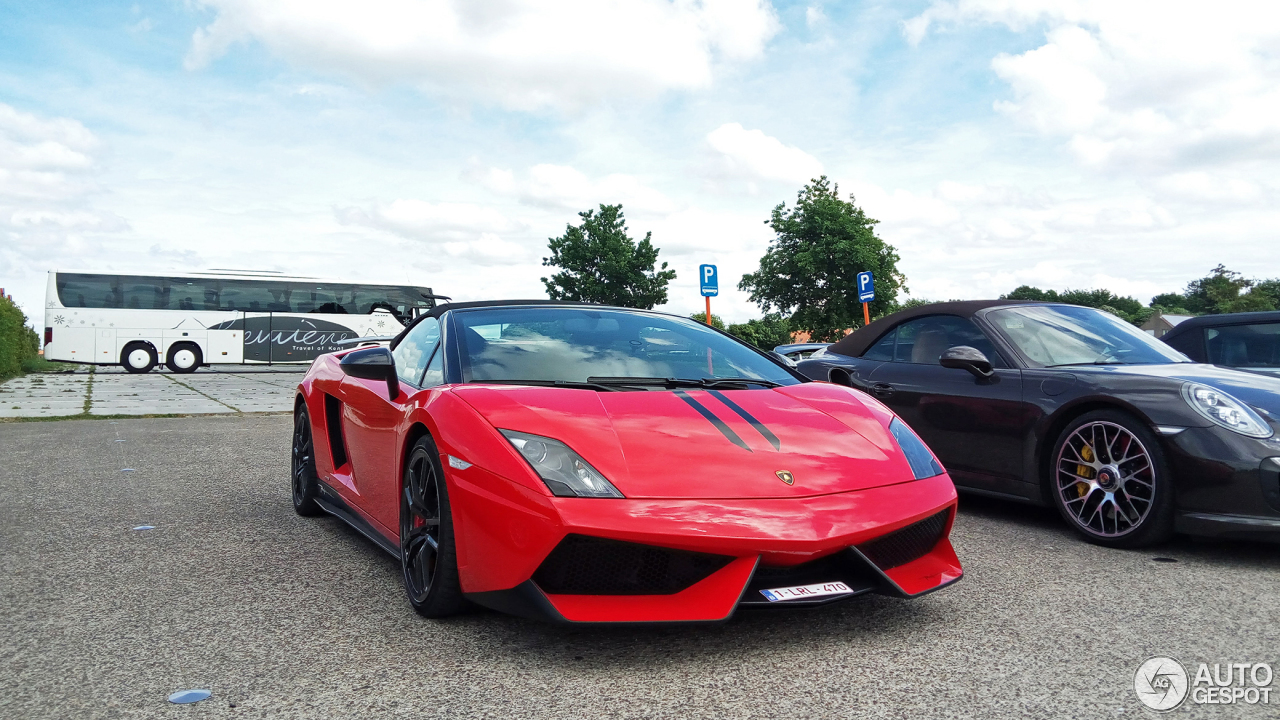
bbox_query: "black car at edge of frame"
[1161,310,1280,379]
[796,300,1280,547]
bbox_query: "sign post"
[857,271,875,327]
[699,264,718,325]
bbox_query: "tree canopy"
[690,312,794,351]
[1179,265,1277,314]
[1001,265,1280,327]
[726,314,794,351]
[738,177,905,342]
[1002,286,1153,325]
[541,204,676,309]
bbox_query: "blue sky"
[3,0,1278,327]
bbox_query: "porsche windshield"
[986,305,1190,367]
[453,306,799,387]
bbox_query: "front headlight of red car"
[499,429,625,498]
[889,417,945,480]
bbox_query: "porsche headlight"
[1181,383,1274,439]
[889,418,945,480]
[499,429,624,498]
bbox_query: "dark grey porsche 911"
[797,300,1280,547]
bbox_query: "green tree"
[1183,265,1275,314]
[726,314,793,350]
[739,177,906,342]
[1000,286,1151,325]
[542,204,676,309]
[1149,292,1192,314]
[1003,285,1057,302]
[1253,278,1280,309]
[895,298,940,311]
[689,312,726,330]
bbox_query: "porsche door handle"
[871,383,895,398]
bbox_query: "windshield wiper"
[472,379,624,392]
[585,376,783,389]
[1046,361,1132,367]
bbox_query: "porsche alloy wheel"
[1051,410,1173,548]
[399,436,463,618]
[291,408,323,517]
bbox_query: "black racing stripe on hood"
[707,389,781,451]
[674,390,752,452]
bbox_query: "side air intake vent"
[856,509,949,571]
[323,393,348,468]
[533,535,733,595]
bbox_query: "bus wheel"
[121,343,157,374]
[166,343,203,374]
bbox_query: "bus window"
[57,273,120,308]
[53,273,434,316]
[217,279,275,312]
[121,277,169,309]
[168,278,218,312]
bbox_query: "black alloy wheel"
[1049,409,1174,548]
[400,435,463,618]
[291,407,323,517]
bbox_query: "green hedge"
[0,294,40,381]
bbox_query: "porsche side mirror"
[828,366,855,387]
[340,346,400,399]
[940,345,994,379]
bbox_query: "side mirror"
[828,366,855,387]
[340,346,400,399]
[939,345,995,379]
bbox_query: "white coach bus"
[42,270,438,373]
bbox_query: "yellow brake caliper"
[1075,444,1095,496]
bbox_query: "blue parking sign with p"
[700,264,718,297]
[857,271,875,303]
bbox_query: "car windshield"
[986,305,1190,367]
[453,306,800,387]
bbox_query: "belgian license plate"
[759,581,853,602]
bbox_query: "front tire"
[1049,409,1174,548]
[400,435,463,618]
[121,342,157,374]
[291,407,323,517]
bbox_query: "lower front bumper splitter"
[464,537,963,625]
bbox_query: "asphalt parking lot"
[2,415,1278,719]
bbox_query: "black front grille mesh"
[856,509,949,571]
[533,535,733,595]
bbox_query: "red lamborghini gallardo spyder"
[291,301,963,623]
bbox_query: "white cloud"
[0,104,125,324]
[805,5,826,30]
[185,0,780,110]
[906,1,1280,172]
[465,162,680,214]
[334,200,529,265]
[706,122,823,184]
